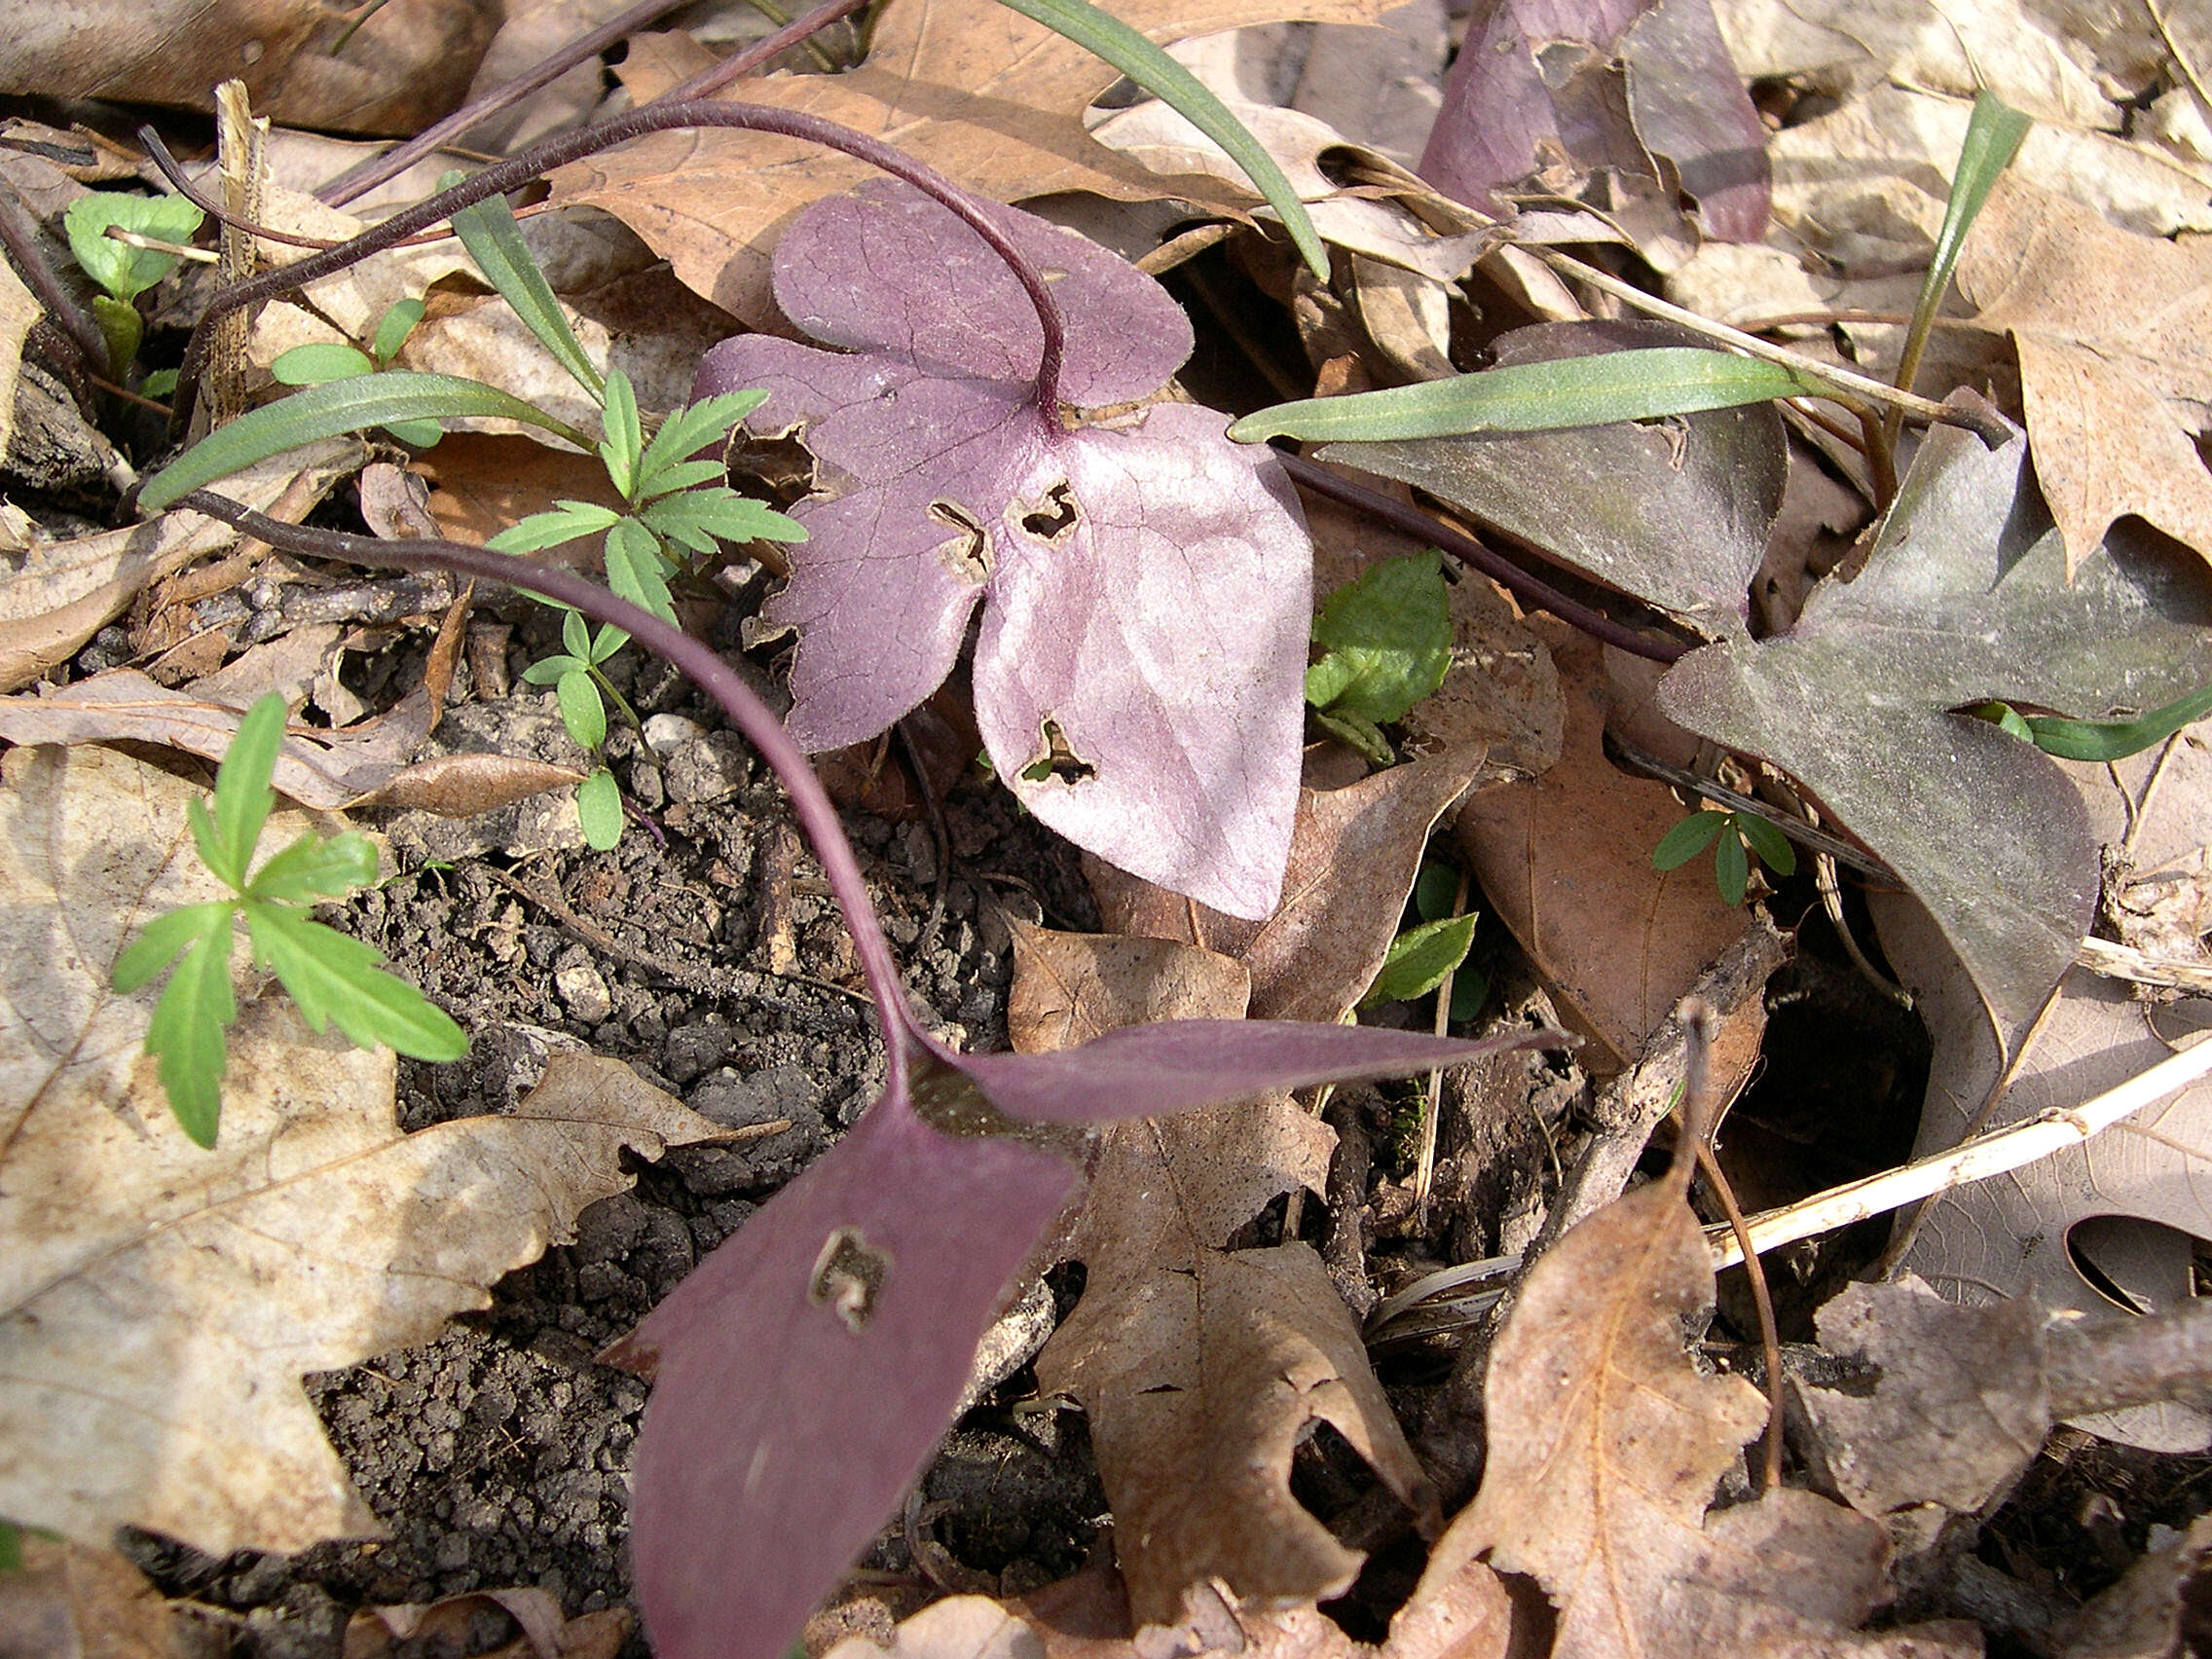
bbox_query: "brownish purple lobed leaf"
[696,180,1311,919]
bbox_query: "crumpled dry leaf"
[0,669,434,810]
[1453,620,1749,1072]
[0,0,497,135]
[1439,1177,1976,1658]
[1010,930,1427,1635]
[1085,746,1493,1023]
[1662,408,2212,1037]
[0,738,728,1552]
[343,1587,631,1659]
[1872,725,2212,1452]
[344,751,589,816]
[0,1534,224,1659]
[0,257,34,466]
[1957,176,2212,571]
[2051,1511,2212,1659]
[548,0,1401,326]
[0,442,365,692]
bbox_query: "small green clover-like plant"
[63,191,206,376]
[520,607,633,849]
[1650,806,1797,905]
[1306,550,1452,764]
[111,693,468,1148]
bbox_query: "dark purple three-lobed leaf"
[695,180,1311,920]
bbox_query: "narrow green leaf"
[635,389,769,496]
[1232,349,1829,444]
[988,0,1328,280]
[486,499,624,555]
[1313,707,1395,766]
[601,366,643,499]
[372,297,427,365]
[450,187,604,399]
[589,622,630,663]
[186,797,226,890]
[140,371,592,511]
[114,901,237,993]
[557,665,608,751]
[521,654,582,684]
[243,902,467,1059]
[1968,699,2036,741]
[1362,912,1479,1007]
[638,488,808,555]
[64,193,204,302]
[1714,829,1751,905]
[271,342,376,386]
[561,607,593,661]
[1305,550,1451,724]
[635,459,727,500]
[577,767,623,850]
[1,1520,21,1572]
[1733,810,1797,876]
[1895,92,2032,400]
[604,515,676,620]
[210,693,287,892]
[246,830,379,903]
[2025,681,2212,761]
[144,911,239,1147]
[1651,809,1728,870]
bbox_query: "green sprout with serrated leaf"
[63,191,205,377]
[111,692,467,1149]
[1651,806,1796,906]
[1306,550,1452,764]
[138,184,805,852]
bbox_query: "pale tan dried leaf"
[1876,724,2212,1451]
[0,1534,224,1659]
[1441,1181,1972,1658]
[0,256,33,465]
[1958,175,2212,570]
[1399,575,1562,782]
[0,669,432,809]
[822,1598,1044,1659]
[344,1587,632,1659]
[1087,747,1492,1023]
[346,752,589,816]
[1451,621,1748,1072]
[421,433,631,570]
[0,442,364,692]
[1794,1277,2049,1518]
[547,0,1402,325]
[1006,920,1251,1052]
[0,0,497,136]
[0,739,726,1553]
[187,621,344,709]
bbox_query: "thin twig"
[1411,868,1470,1229]
[1603,733,1899,882]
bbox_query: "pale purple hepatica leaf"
[695,180,1311,920]
[619,1024,1564,1659]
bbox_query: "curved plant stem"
[1274,449,1691,664]
[172,489,926,1097]
[166,98,1068,437]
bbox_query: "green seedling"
[1969,681,2212,760]
[1364,859,1486,1015]
[1651,806,1797,905]
[1306,550,1452,763]
[270,297,437,443]
[521,607,634,849]
[62,191,205,376]
[111,693,468,1148]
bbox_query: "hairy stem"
[166,98,1067,435]
[172,489,925,1096]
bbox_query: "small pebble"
[554,962,614,1024]
[642,713,707,755]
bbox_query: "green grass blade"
[1231,349,1826,443]
[140,372,592,511]
[1895,92,2031,401]
[450,188,605,399]
[144,909,239,1147]
[2025,682,2212,761]
[211,693,287,890]
[988,0,1329,281]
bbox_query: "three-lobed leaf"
[241,902,466,1060]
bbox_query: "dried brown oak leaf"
[547,0,1401,327]
[1009,927,1430,1634]
[1438,1178,1977,1658]
[1084,746,1492,1024]
[0,741,726,1554]
[1958,175,2212,572]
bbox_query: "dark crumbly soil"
[120,597,1110,1657]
